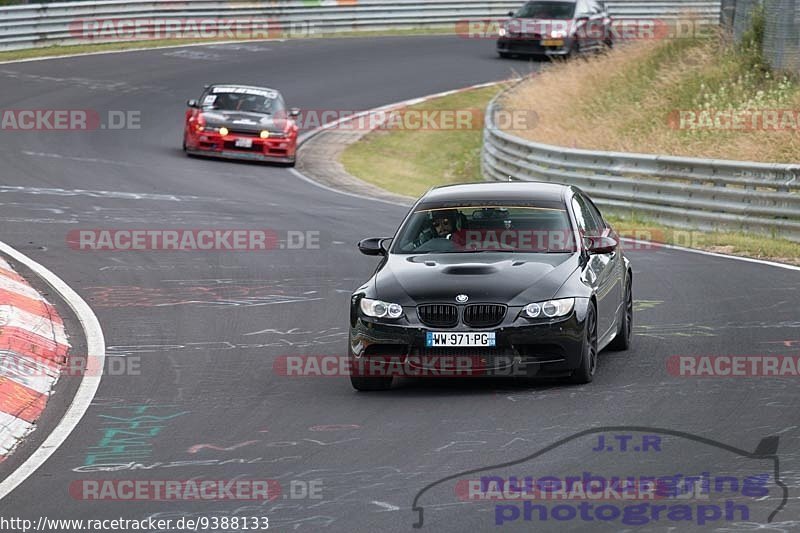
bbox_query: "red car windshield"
[201,90,285,115]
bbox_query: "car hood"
[373,252,579,306]
[202,110,287,133]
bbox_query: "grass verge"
[502,24,800,162]
[339,85,800,265]
[340,85,508,198]
[0,28,450,63]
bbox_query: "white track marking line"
[620,238,800,272]
[0,38,288,65]
[0,241,105,501]
[0,33,454,66]
[288,169,411,208]
[371,500,400,511]
[21,151,143,168]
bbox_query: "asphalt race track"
[0,36,799,532]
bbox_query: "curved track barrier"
[482,92,800,241]
[0,0,720,51]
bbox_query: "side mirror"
[358,237,391,256]
[584,235,617,255]
[187,99,199,108]
[507,10,515,16]
[289,107,300,118]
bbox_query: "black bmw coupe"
[348,182,632,390]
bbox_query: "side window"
[583,195,607,230]
[571,195,602,234]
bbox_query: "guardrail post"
[720,0,737,32]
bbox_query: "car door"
[583,195,625,341]
[573,0,595,50]
[572,193,617,340]
[585,0,606,50]
[596,0,613,44]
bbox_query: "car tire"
[498,52,512,59]
[608,276,632,351]
[568,303,597,384]
[182,137,187,152]
[350,375,393,391]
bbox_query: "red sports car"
[183,84,299,166]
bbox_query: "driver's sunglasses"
[432,218,451,227]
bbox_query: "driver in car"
[430,209,468,248]
[432,210,456,238]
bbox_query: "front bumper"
[185,131,296,164]
[348,299,589,378]
[497,36,572,56]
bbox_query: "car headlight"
[360,298,403,319]
[523,298,574,318]
[550,30,567,38]
[498,27,507,37]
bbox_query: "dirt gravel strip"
[0,255,69,461]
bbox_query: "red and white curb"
[0,255,70,460]
[0,241,104,501]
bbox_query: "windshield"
[514,1,576,19]
[392,204,577,254]
[201,87,285,115]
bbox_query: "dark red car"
[183,84,299,166]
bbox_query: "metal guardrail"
[0,0,721,51]
[482,93,800,241]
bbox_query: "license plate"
[234,137,253,148]
[541,39,564,46]
[426,332,496,347]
